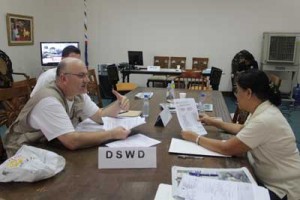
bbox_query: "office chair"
[209,67,222,90]
[106,64,137,95]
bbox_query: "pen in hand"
[118,110,128,114]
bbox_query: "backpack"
[0,50,13,88]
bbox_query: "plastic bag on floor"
[0,145,65,182]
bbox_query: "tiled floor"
[223,94,300,150]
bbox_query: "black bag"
[0,50,13,88]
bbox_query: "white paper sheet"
[154,184,174,200]
[177,175,270,200]
[75,118,104,132]
[106,133,161,147]
[169,138,229,157]
[171,166,257,199]
[174,98,207,136]
[102,116,146,130]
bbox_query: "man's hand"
[112,89,130,111]
[109,126,131,140]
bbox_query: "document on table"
[154,184,174,200]
[106,133,161,147]
[176,175,270,200]
[169,138,229,157]
[75,118,104,132]
[102,116,146,130]
[174,98,207,136]
[171,166,257,199]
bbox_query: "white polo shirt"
[237,101,300,200]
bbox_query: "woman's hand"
[199,113,215,126]
[181,131,198,143]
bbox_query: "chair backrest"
[268,74,281,88]
[0,85,31,127]
[192,57,209,71]
[232,107,249,124]
[154,56,169,68]
[170,57,186,69]
[176,70,207,90]
[13,77,36,91]
[87,68,103,107]
[210,66,222,90]
[107,64,119,90]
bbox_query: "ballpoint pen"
[118,110,128,114]
[188,171,218,177]
[177,155,204,159]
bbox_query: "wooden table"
[0,87,251,200]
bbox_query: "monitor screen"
[128,51,143,66]
[40,42,79,66]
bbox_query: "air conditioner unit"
[261,32,300,66]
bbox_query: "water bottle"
[142,93,149,117]
[170,80,175,99]
[166,83,172,100]
[198,92,207,114]
[293,83,300,105]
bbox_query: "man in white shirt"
[31,45,81,97]
[3,58,131,157]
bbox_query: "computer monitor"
[40,42,79,66]
[128,51,143,68]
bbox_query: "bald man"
[3,58,130,157]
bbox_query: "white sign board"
[98,147,157,169]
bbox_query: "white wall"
[88,0,300,91]
[0,0,84,80]
[1,0,300,91]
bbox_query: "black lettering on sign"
[125,150,135,158]
[138,150,145,158]
[106,151,113,158]
[116,150,122,158]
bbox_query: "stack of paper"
[106,133,160,147]
[102,116,146,130]
[154,166,270,200]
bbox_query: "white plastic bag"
[0,145,65,182]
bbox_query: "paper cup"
[179,93,186,98]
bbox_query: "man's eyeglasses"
[64,73,88,79]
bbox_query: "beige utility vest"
[3,83,85,157]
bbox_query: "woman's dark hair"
[237,69,281,106]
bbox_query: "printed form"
[174,98,207,135]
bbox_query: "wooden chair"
[147,56,170,87]
[13,77,37,91]
[176,70,208,90]
[107,64,137,95]
[170,57,186,69]
[0,85,32,161]
[87,68,103,107]
[192,57,209,71]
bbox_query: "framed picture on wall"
[6,13,34,46]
